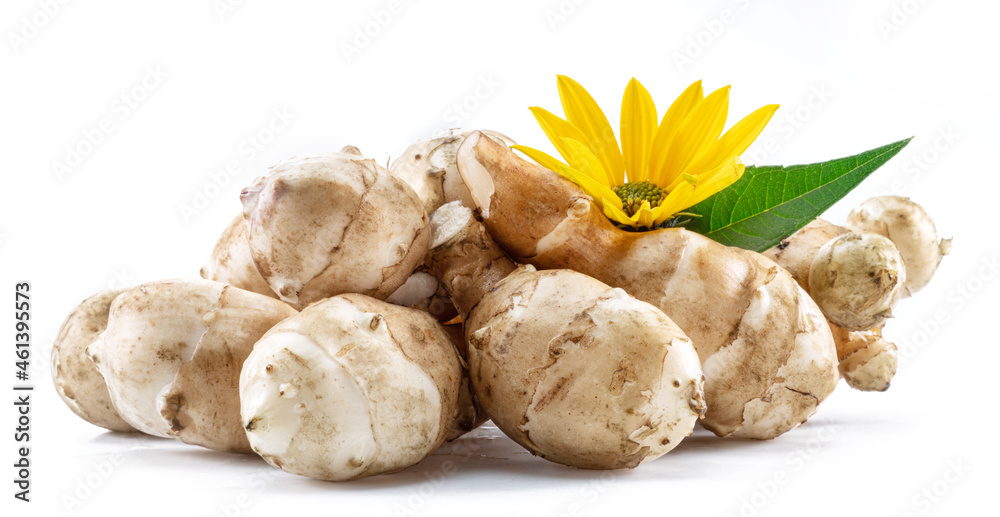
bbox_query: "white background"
[3,1,997,516]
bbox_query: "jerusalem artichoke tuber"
[89,279,297,453]
[240,146,430,308]
[427,201,706,468]
[456,132,839,439]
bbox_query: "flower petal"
[512,145,568,173]
[681,103,779,177]
[653,182,696,224]
[529,107,592,166]
[627,206,644,224]
[620,78,657,183]
[556,75,626,184]
[636,201,654,228]
[666,155,728,191]
[557,164,622,210]
[649,80,704,181]
[560,137,616,188]
[658,85,731,187]
[648,203,671,224]
[717,104,779,159]
[687,159,744,206]
[602,196,633,226]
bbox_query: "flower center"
[613,181,667,217]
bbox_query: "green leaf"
[683,138,912,252]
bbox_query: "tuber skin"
[385,269,459,323]
[438,321,489,438]
[846,196,951,297]
[240,146,431,309]
[810,234,905,331]
[385,274,482,436]
[385,271,439,309]
[51,289,136,433]
[392,129,516,215]
[456,131,839,440]
[89,279,297,453]
[831,325,898,392]
[200,214,279,300]
[764,219,848,290]
[766,220,906,331]
[427,202,706,469]
[240,294,464,481]
[765,218,909,391]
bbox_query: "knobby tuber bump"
[240,146,430,309]
[385,270,459,323]
[764,219,848,285]
[811,233,906,329]
[765,219,904,391]
[427,201,706,469]
[766,198,949,393]
[51,289,136,433]
[831,325,897,392]
[765,219,906,331]
[89,279,297,453]
[385,271,439,309]
[456,132,839,439]
[240,294,465,481]
[846,196,952,297]
[200,214,279,300]
[392,129,516,215]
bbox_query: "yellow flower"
[514,76,779,229]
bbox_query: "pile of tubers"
[52,129,950,480]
